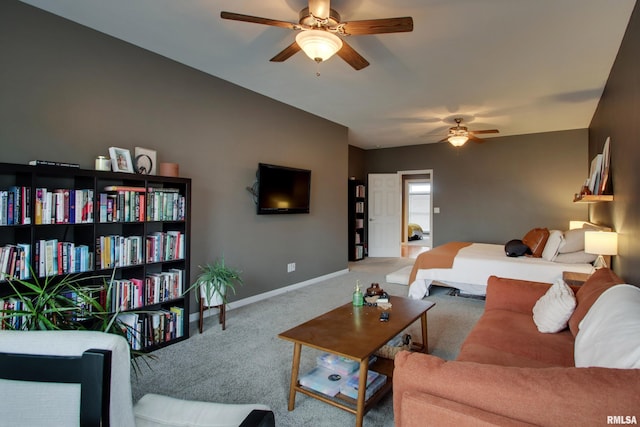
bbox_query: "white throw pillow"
[559,228,587,253]
[541,230,564,261]
[532,278,576,333]
[574,284,640,369]
[553,251,597,264]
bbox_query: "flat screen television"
[257,163,311,214]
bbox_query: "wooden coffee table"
[278,296,435,427]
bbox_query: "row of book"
[109,269,184,311]
[146,231,185,263]
[0,187,31,225]
[34,240,92,278]
[98,190,145,223]
[34,188,94,225]
[299,353,386,400]
[95,231,184,269]
[146,188,186,222]
[0,243,31,281]
[0,185,185,226]
[117,307,184,350]
[355,184,366,198]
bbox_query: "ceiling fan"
[439,118,499,147]
[220,0,413,70]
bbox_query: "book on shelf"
[103,185,147,192]
[299,366,348,397]
[29,160,80,168]
[339,370,387,400]
[316,353,359,376]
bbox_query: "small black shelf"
[348,180,366,261]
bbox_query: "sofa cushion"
[457,309,575,367]
[568,268,623,336]
[532,279,576,333]
[574,284,640,369]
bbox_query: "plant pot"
[200,285,225,307]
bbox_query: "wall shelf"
[573,194,614,203]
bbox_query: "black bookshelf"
[348,180,366,261]
[0,162,191,351]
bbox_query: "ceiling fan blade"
[220,11,298,30]
[336,40,370,70]
[309,0,331,19]
[340,17,413,35]
[470,129,499,135]
[270,42,301,62]
[468,134,486,143]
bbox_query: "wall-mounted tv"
[257,163,311,214]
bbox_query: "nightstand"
[563,271,592,286]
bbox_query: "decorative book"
[299,366,348,397]
[339,370,387,400]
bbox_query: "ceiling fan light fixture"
[295,29,343,63]
[448,135,468,147]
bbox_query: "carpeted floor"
[130,257,485,427]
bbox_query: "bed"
[408,232,598,299]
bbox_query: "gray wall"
[364,130,589,246]
[0,1,348,308]
[588,1,640,283]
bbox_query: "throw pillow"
[574,284,640,368]
[541,230,564,261]
[559,227,589,253]
[522,227,550,258]
[532,278,576,333]
[568,267,623,336]
[553,251,598,264]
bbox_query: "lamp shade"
[569,220,588,230]
[584,231,618,256]
[448,135,468,147]
[295,30,343,63]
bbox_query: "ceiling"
[20,0,637,149]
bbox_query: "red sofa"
[393,268,640,426]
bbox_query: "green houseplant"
[184,257,243,332]
[0,270,152,372]
[185,257,243,307]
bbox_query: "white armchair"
[0,330,274,427]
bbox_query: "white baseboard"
[190,268,350,323]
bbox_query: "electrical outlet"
[287,263,296,273]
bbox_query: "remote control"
[380,312,389,322]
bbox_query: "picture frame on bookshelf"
[134,147,157,175]
[108,147,134,173]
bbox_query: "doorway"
[401,171,432,258]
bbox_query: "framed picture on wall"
[108,147,134,173]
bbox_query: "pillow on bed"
[532,278,576,333]
[554,251,597,264]
[504,239,531,257]
[559,228,588,253]
[541,230,564,261]
[522,228,550,258]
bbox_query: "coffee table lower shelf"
[295,357,394,416]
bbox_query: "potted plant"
[0,270,152,373]
[184,257,243,332]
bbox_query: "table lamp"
[584,231,618,269]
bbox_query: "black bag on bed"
[504,239,532,257]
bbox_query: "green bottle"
[352,280,363,306]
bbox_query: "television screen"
[257,163,311,214]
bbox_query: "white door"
[368,173,401,257]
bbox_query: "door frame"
[398,169,433,245]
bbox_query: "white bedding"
[408,243,595,299]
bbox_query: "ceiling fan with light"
[440,118,499,147]
[220,0,413,70]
